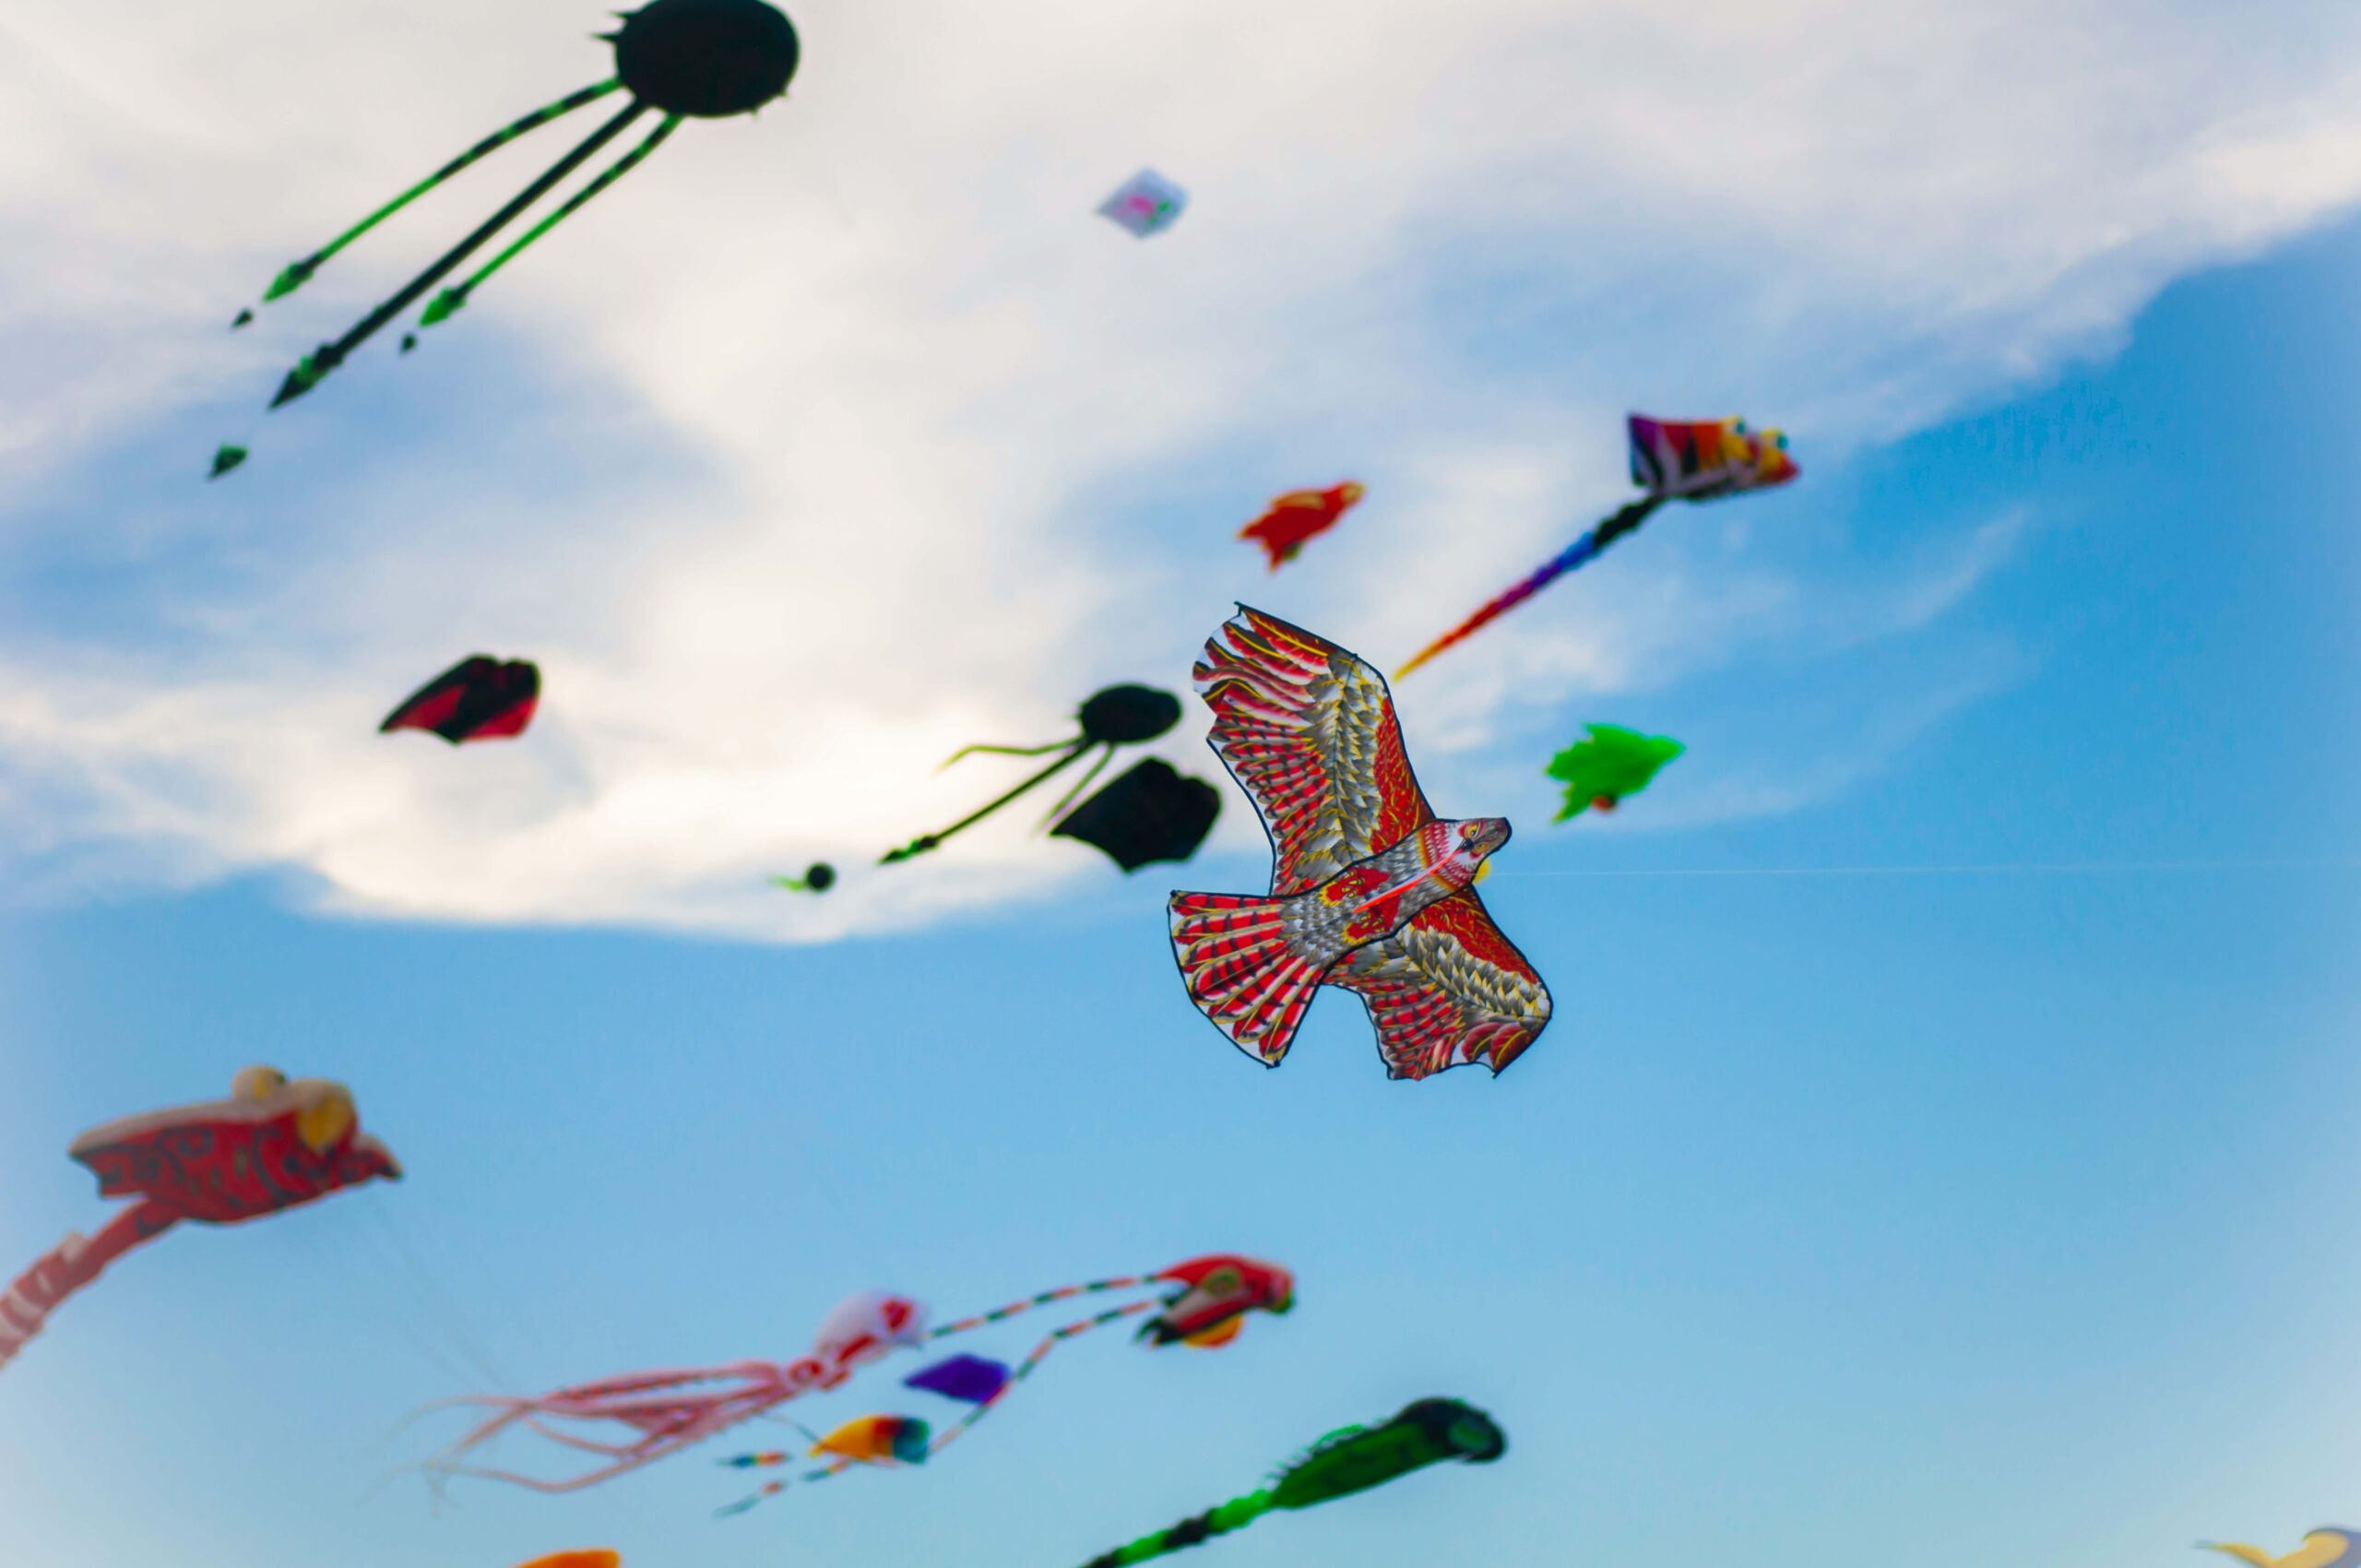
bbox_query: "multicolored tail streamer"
[1395,412,1797,677]
[922,1273,1163,1340]
[1394,497,1660,678]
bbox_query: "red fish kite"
[1136,1254,1294,1348]
[380,655,540,742]
[1170,608,1552,1080]
[0,1067,401,1372]
[1396,413,1796,677]
[1239,482,1365,571]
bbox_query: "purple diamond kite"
[903,1352,1012,1405]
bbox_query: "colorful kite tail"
[1394,495,1663,678]
[1077,1489,1275,1566]
[927,1298,1162,1458]
[0,1204,175,1370]
[924,1273,1167,1340]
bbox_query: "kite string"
[359,1194,512,1393]
[1489,858,2355,880]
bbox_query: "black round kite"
[215,0,801,475]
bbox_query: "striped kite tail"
[927,1298,1163,1461]
[925,1273,1166,1340]
[0,1206,174,1371]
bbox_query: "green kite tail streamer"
[268,98,652,408]
[261,78,624,303]
[1069,1399,1506,1567]
[421,113,682,327]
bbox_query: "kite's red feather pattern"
[1175,608,1551,1079]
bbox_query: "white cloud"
[0,0,2356,939]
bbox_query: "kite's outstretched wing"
[1193,606,1431,895]
[1329,892,1551,1079]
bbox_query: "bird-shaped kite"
[713,1256,1291,1515]
[380,655,541,743]
[0,1068,400,1372]
[1169,608,1552,1080]
[1545,725,1684,820]
[2201,1531,2361,1568]
[214,0,801,475]
[1239,483,1365,571]
[1395,413,1797,677]
[1072,1397,1505,1567]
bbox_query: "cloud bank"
[0,0,2356,939]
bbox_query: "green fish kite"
[1545,724,1683,821]
[1074,1397,1504,1567]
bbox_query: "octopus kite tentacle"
[418,1356,850,1492]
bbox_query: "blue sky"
[6,3,2361,1565]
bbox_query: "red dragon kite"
[0,1067,400,1372]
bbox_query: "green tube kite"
[1073,1397,1504,1567]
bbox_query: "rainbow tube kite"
[1395,414,1797,678]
